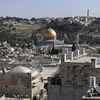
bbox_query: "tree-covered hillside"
[0,16,100,46]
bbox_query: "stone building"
[48,48,100,100]
[0,66,44,99]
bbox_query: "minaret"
[87,9,89,17]
[85,9,90,26]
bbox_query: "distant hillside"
[0,16,100,46]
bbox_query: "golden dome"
[44,28,56,37]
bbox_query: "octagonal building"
[37,28,64,46]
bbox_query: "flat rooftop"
[42,67,59,79]
[66,56,100,68]
[67,57,97,63]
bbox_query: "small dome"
[44,28,56,37]
[10,66,31,73]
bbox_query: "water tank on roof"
[90,76,96,88]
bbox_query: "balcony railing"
[65,48,87,61]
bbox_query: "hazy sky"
[0,0,100,19]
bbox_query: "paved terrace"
[42,67,59,80]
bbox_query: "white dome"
[10,66,31,73]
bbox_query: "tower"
[87,9,89,17]
[85,9,90,26]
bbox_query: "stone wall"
[0,73,31,97]
[48,58,97,100]
[60,60,96,100]
[48,77,61,100]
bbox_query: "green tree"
[31,17,35,21]
[72,43,76,52]
[34,36,38,46]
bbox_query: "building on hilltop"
[37,28,64,46]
